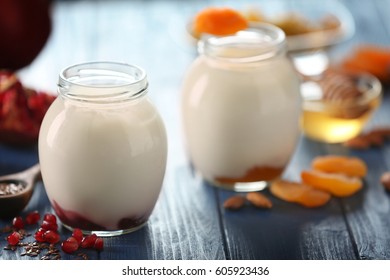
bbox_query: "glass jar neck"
[58,62,148,104]
[198,23,286,63]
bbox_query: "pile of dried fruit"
[223,155,368,210]
[1,210,104,260]
[0,70,55,146]
[339,45,390,83]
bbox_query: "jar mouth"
[58,62,148,103]
[198,23,286,63]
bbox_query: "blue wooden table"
[1,0,390,260]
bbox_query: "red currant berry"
[7,232,21,246]
[34,228,46,242]
[81,234,97,248]
[61,237,79,254]
[12,216,24,230]
[43,213,57,224]
[41,220,58,231]
[93,237,104,251]
[43,230,61,244]
[72,228,83,244]
[25,211,40,225]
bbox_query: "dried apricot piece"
[311,155,367,178]
[301,170,362,197]
[193,7,248,37]
[270,180,331,208]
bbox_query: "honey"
[300,72,382,143]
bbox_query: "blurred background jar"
[181,24,301,192]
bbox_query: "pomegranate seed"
[72,228,83,244]
[12,216,24,230]
[43,213,57,224]
[7,232,21,246]
[81,234,97,248]
[61,237,79,254]
[93,237,104,251]
[34,228,46,242]
[25,211,40,225]
[41,220,58,231]
[43,230,61,244]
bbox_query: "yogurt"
[39,62,167,235]
[181,25,301,190]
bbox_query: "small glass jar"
[181,24,302,191]
[39,62,167,236]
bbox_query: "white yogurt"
[39,62,167,235]
[181,25,301,188]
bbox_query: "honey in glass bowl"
[300,70,382,143]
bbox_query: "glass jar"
[181,24,301,191]
[39,62,167,236]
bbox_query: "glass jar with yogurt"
[181,24,301,191]
[39,62,167,236]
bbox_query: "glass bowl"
[300,72,382,143]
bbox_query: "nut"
[246,192,272,209]
[344,136,371,149]
[223,195,245,210]
[381,172,390,191]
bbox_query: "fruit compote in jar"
[181,23,302,191]
[39,62,167,236]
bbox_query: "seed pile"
[0,182,26,196]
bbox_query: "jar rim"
[198,23,286,63]
[58,61,148,103]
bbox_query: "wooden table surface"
[1,0,390,260]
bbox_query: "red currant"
[43,230,61,244]
[34,228,46,242]
[7,232,21,246]
[72,228,83,244]
[61,237,79,254]
[43,213,57,224]
[93,237,104,251]
[12,216,24,230]
[25,211,40,225]
[81,234,97,248]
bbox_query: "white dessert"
[39,95,167,231]
[181,55,301,184]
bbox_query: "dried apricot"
[193,7,248,37]
[270,180,331,208]
[301,170,362,197]
[311,155,367,178]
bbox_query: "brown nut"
[364,132,385,147]
[344,136,371,149]
[381,172,390,191]
[246,192,272,209]
[223,195,245,210]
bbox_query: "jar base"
[61,220,148,237]
[205,179,269,192]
